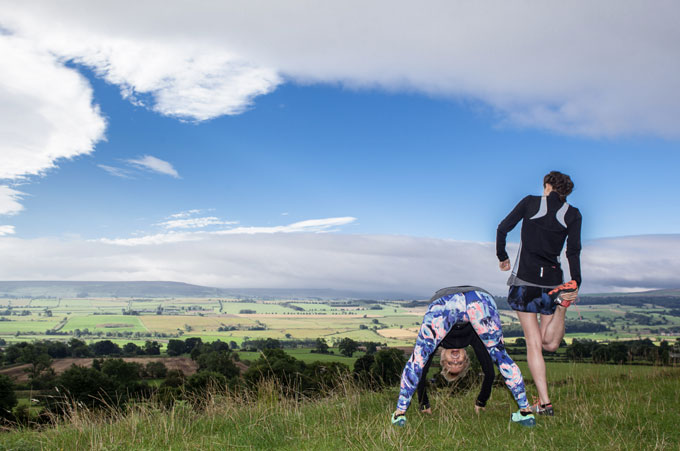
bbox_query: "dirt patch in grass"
[376,328,418,340]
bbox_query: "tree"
[243,349,307,396]
[304,361,350,394]
[196,351,240,379]
[314,338,329,354]
[123,342,143,356]
[56,364,115,409]
[186,371,227,394]
[353,354,375,387]
[370,348,406,387]
[90,340,121,356]
[263,338,281,349]
[101,359,141,384]
[184,337,203,353]
[144,340,161,355]
[166,339,186,356]
[46,341,70,358]
[19,343,53,383]
[363,342,380,355]
[161,369,186,388]
[0,374,18,420]
[68,338,91,357]
[338,338,359,357]
[145,361,168,379]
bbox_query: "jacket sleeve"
[496,196,530,262]
[470,333,495,407]
[566,208,583,286]
[416,353,435,410]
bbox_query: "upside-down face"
[441,348,468,376]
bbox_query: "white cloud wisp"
[126,155,180,178]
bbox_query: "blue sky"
[1,1,679,295]
[13,76,680,242]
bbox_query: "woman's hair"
[543,171,574,201]
[439,348,471,383]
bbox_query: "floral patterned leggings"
[396,289,529,412]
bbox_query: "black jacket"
[497,191,582,287]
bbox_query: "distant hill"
[0,281,224,298]
[586,288,680,297]
[0,281,677,302]
[0,281,422,300]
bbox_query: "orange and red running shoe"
[549,280,578,307]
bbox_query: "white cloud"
[97,164,133,179]
[0,34,106,181]
[0,225,15,236]
[0,233,677,297]
[170,210,203,219]
[157,217,237,230]
[0,186,24,216]
[1,1,679,136]
[126,155,180,178]
[101,216,358,245]
[0,32,105,221]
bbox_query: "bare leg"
[541,306,567,352]
[517,311,550,405]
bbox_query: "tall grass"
[1,364,678,450]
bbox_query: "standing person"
[496,171,582,416]
[391,286,535,427]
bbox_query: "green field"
[1,362,677,450]
[2,296,679,350]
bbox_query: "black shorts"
[507,285,557,315]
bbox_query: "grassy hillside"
[1,363,678,450]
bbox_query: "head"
[440,348,470,383]
[543,171,574,201]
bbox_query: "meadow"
[2,296,679,348]
[1,362,677,450]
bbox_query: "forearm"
[496,228,509,261]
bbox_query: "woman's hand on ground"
[474,405,485,415]
[499,259,511,271]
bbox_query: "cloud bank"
[1,1,679,137]
[0,232,676,297]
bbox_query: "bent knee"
[542,342,559,352]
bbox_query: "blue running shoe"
[511,410,536,427]
[391,411,406,427]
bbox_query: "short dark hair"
[544,171,574,201]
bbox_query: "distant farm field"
[2,296,679,350]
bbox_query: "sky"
[0,1,679,296]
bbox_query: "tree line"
[0,336,408,428]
